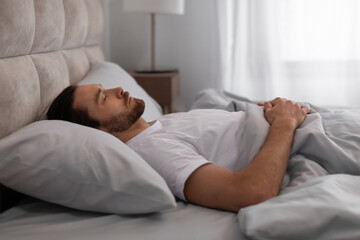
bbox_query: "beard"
[101,98,145,133]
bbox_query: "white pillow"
[0,120,176,214]
[80,60,163,121]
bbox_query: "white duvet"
[192,89,360,240]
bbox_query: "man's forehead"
[78,84,102,95]
[73,84,101,109]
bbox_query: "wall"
[101,0,220,111]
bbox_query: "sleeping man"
[47,84,310,213]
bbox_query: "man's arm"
[184,98,311,212]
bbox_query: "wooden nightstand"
[127,70,179,113]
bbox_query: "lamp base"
[134,67,178,74]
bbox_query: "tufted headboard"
[0,0,105,139]
[0,0,105,211]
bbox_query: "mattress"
[0,197,244,240]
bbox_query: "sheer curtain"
[214,0,360,106]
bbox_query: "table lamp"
[123,0,184,73]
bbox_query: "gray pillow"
[0,120,176,214]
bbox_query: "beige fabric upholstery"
[0,0,105,139]
[31,52,70,120]
[0,57,40,138]
[0,0,35,58]
[31,0,65,54]
[62,0,89,49]
[85,0,105,46]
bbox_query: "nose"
[114,87,124,98]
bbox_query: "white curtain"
[214,0,360,107]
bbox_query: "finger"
[267,97,284,106]
[264,102,272,112]
[302,107,311,114]
[296,102,303,108]
[257,102,265,106]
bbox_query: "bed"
[1,1,360,240]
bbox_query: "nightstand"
[127,70,179,113]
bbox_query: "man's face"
[73,84,145,132]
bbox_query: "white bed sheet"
[0,198,245,240]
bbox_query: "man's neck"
[111,117,150,143]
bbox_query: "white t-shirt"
[127,109,264,201]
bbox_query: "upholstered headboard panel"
[0,0,105,139]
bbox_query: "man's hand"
[257,97,311,128]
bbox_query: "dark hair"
[47,85,100,128]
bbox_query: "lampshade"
[123,0,184,15]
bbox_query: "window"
[280,0,360,61]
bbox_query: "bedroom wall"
[100,0,220,112]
